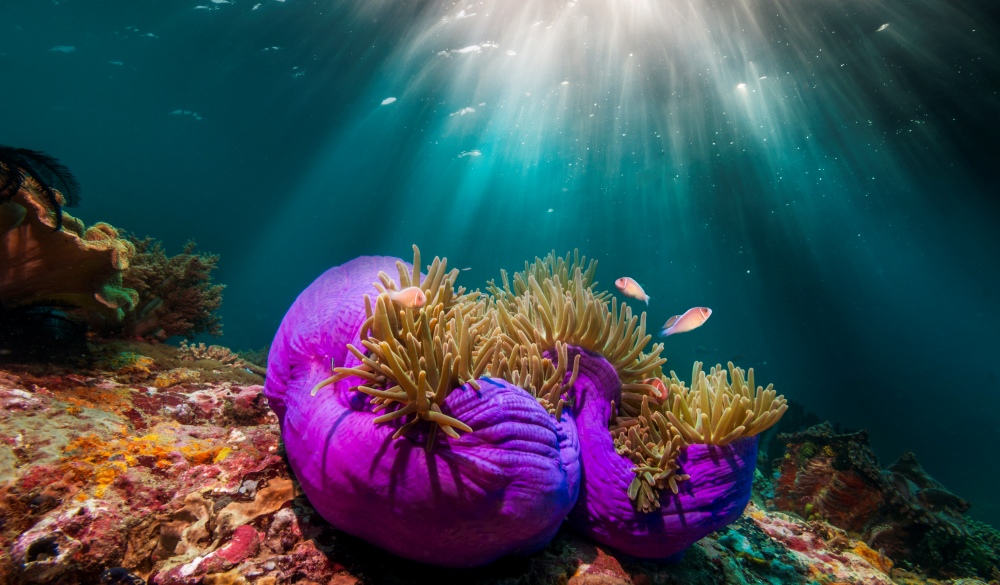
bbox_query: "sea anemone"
[264,246,786,566]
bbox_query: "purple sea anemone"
[264,247,786,566]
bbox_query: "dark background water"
[2,0,999,526]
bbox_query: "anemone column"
[562,345,758,559]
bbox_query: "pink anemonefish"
[615,277,650,305]
[660,307,712,337]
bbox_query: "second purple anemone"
[264,246,787,567]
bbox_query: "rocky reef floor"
[1,342,996,585]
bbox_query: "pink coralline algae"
[744,503,897,584]
[0,354,346,585]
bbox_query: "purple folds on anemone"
[264,256,581,567]
[559,345,759,560]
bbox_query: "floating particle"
[381,97,397,106]
[438,42,500,57]
[876,23,889,32]
[169,109,203,121]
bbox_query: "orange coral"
[853,542,894,575]
[60,426,231,498]
[55,385,135,416]
[0,179,137,322]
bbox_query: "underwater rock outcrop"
[264,247,787,566]
[772,422,988,576]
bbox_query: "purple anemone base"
[265,256,581,567]
[560,345,758,559]
[265,255,758,567]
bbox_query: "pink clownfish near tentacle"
[660,307,712,337]
[386,286,427,309]
[615,277,650,305]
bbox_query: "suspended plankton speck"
[877,23,889,32]
[381,97,397,106]
[737,83,747,92]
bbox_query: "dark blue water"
[2,0,999,526]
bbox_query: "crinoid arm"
[1,146,81,230]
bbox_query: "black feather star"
[0,145,81,231]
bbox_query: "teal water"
[2,0,998,527]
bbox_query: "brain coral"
[264,247,786,567]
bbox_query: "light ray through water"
[236,0,1000,523]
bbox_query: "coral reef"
[119,237,224,340]
[266,248,786,566]
[235,346,269,370]
[0,179,137,324]
[1,346,996,583]
[178,341,266,377]
[1,156,225,364]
